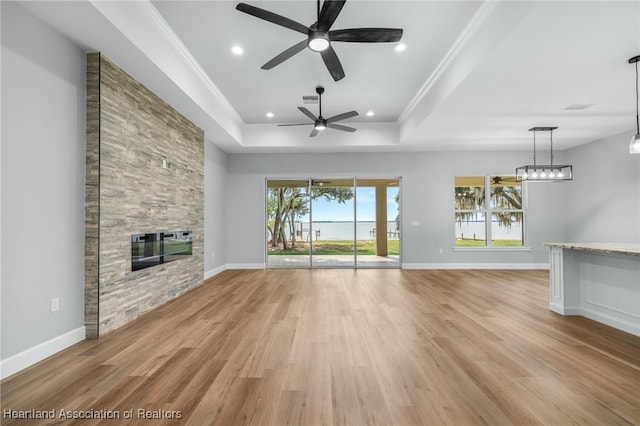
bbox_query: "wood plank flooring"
[2,269,639,425]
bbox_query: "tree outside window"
[455,176,524,247]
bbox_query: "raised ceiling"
[17,1,640,153]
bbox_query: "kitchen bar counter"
[544,242,640,256]
[544,242,640,336]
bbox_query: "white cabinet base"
[547,245,640,337]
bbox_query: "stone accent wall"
[85,53,100,338]
[85,53,204,338]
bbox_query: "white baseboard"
[581,307,640,337]
[549,303,581,316]
[226,263,265,270]
[209,263,547,271]
[0,326,86,380]
[204,263,265,280]
[550,305,639,337]
[204,264,228,280]
[402,263,549,270]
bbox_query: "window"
[455,176,524,247]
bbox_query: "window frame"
[454,175,530,251]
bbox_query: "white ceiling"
[18,0,640,153]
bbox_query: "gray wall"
[1,2,86,358]
[226,151,567,266]
[564,131,640,243]
[204,140,228,273]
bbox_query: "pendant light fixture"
[629,55,640,154]
[515,127,573,182]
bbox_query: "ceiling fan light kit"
[629,55,640,154]
[308,32,330,52]
[236,0,403,81]
[515,127,573,182]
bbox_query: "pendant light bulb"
[630,134,640,154]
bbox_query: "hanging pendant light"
[629,55,640,154]
[515,127,573,182]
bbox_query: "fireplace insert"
[131,230,192,271]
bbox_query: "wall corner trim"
[204,265,228,280]
[0,327,86,380]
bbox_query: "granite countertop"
[544,242,640,256]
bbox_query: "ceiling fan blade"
[310,127,320,137]
[261,40,308,70]
[326,110,358,123]
[236,3,309,35]
[318,0,346,32]
[327,123,357,132]
[297,107,319,122]
[278,123,314,127]
[320,46,345,81]
[329,28,403,43]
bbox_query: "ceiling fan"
[278,86,358,137]
[236,0,403,81]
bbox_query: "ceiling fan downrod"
[317,86,324,119]
[315,86,326,130]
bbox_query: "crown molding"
[88,0,244,144]
[398,1,536,143]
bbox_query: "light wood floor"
[2,269,639,425]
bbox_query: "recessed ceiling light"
[394,43,406,52]
[231,45,244,56]
[266,112,274,118]
[366,111,375,117]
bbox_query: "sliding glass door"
[266,177,400,269]
[266,180,311,268]
[311,178,356,268]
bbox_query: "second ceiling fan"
[279,86,358,137]
[236,0,403,81]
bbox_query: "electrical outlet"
[439,248,444,254]
[211,252,216,259]
[50,298,59,312]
